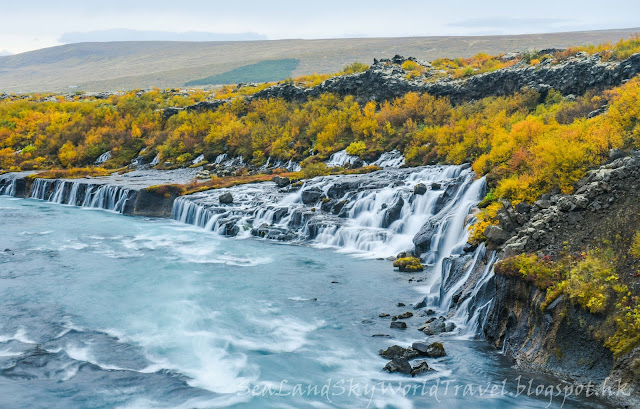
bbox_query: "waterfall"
[326,150,359,167]
[324,149,405,169]
[0,177,16,196]
[369,149,405,168]
[170,163,500,333]
[27,178,132,213]
[170,165,482,253]
[94,151,111,165]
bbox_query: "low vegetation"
[393,257,424,272]
[495,245,640,358]
[185,59,301,86]
[24,167,113,179]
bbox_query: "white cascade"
[94,151,111,165]
[170,163,500,333]
[28,178,132,213]
[0,177,17,196]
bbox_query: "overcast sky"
[1,0,639,54]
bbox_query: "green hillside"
[185,59,300,86]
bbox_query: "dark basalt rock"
[301,187,323,204]
[393,311,413,320]
[379,345,419,360]
[171,53,640,120]
[272,176,291,188]
[413,183,427,195]
[249,53,640,107]
[381,196,404,228]
[390,321,407,329]
[410,361,430,376]
[413,219,438,254]
[418,316,455,335]
[219,192,233,204]
[384,357,412,374]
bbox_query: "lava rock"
[384,357,412,374]
[301,187,323,204]
[413,299,427,309]
[381,197,404,228]
[414,183,427,195]
[393,311,414,320]
[390,321,407,329]
[425,342,446,358]
[419,317,447,335]
[410,360,430,377]
[219,192,234,204]
[272,176,291,187]
[379,345,419,360]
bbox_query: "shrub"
[301,162,329,179]
[494,253,563,290]
[562,252,619,314]
[345,141,366,156]
[393,257,424,272]
[468,202,502,244]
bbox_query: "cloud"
[450,17,573,29]
[59,29,267,43]
[0,50,14,56]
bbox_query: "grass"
[25,167,113,179]
[185,59,300,86]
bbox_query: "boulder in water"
[379,345,419,360]
[301,187,323,204]
[382,196,404,228]
[384,357,412,374]
[414,183,427,195]
[419,317,446,335]
[390,321,407,329]
[423,342,446,358]
[393,311,413,320]
[219,192,233,204]
[410,360,430,376]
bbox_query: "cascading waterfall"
[171,164,498,333]
[0,177,16,196]
[28,178,132,213]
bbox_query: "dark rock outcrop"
[132,189,177,218]
[484,275,615,385]
[168,53,640,118]
[253,53,640,105]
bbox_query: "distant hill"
[1,28,639,93]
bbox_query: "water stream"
[0,167,609,408]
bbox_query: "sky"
[1,0,639,54]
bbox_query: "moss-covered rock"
[393,257,424,272]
